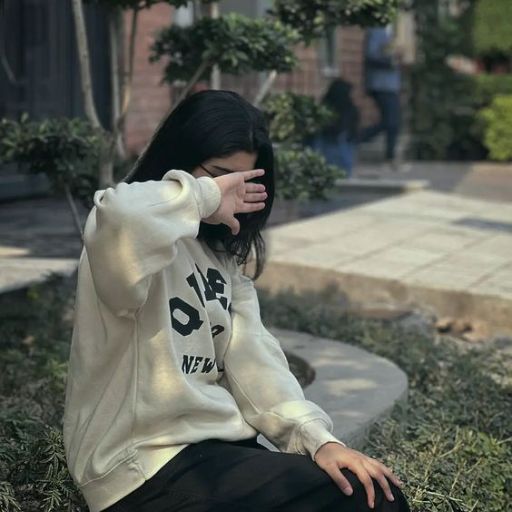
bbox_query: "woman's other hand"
[202,168,267,235]
[314,442,404,509]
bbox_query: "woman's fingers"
[245,183,266,194]
[363,460,395,504]
[324,463,353,496]
[242,168,265,181]
[227,216,240,236]
[245,191,267,202]
[368,458,404,488]
[352,464,376,509]
[238,202,266,213]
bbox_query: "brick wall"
[123,5,173,155]
[123,6,378,155]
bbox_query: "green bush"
[479,95,512,161]
[0,115,102,209]
[473,74,512,104]
[274,146,343,201]
[410,1,512,160]
[150,13,299,83]
[270,0,400,44]
[473,0,512,56]
[409,2,481,160]
[263,92,336,144]
[258,284,512,512]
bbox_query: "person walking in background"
[359,25,403,170]
[306,78,360,178]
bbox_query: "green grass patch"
[258,284,512,511]
[0,275,510,511]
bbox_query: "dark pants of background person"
[101,436,411,512]
[359,90,401,161]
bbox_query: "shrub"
[0,115,102,209]
[473,0,512,57]
[150,13,299,83]
[410,0,512,160]
[473,74,512,104]
[263,92,336,144]
[270,0,400,44]
[479,95,512,161]
[274,146,343,202]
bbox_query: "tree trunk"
[209,2,221,90]
[70,0,101,129]
[99,132,116,189]
[64,184,85,241]
[109,7,126,160]
[254,70,277,106]
[174,60,210,106]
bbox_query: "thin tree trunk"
[64,184,85,241]
[115,7,138,143]
[109,8,126,160]
[209,2,221,90]
[70,0,101,129]
[254,70,277,107]
[71,0,114,188]
[174,60,209,106]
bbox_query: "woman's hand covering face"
[201,169,267,236]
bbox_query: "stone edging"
[257,327,408,452]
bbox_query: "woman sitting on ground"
[63,89,410,512]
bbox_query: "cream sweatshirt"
[62,169,346,512]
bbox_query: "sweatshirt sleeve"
[222,256,347,462]
[83,169,221,316]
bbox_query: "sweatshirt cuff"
[196,176,222,219]
[161,169,222,220]
[297,418,347,462]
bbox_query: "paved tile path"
[260,190,512,337]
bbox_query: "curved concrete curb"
[257,327,408,452]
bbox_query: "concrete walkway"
[258,189,512,337]
[355,161,512,204]
[0,196,84,292]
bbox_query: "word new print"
[181,354,219,375]
[168,264,232,375]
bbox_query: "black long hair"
[320,78,359,143]
[121,90,274,280]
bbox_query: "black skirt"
[101,436,410,512]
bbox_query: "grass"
[0,274,510,511]
[258,283,512,512]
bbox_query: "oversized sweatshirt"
[62,169,347,512]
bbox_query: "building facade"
[0,0,385,200]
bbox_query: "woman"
[306,78,360,177]
[63,90,410,512]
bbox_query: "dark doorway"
[0,0,111,199]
